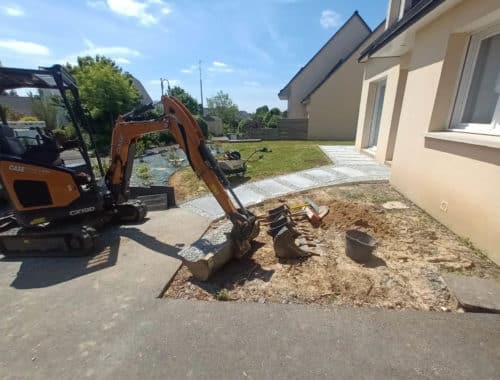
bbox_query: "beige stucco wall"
[306,25,384,141]
[386,0,500,264]
[284,15,371,119]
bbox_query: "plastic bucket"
[345,230,376,263]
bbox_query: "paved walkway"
[2,298,498,379]
[182,145,390,218]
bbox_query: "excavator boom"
[106,96,259,257]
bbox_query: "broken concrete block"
[443,273,500,313]
[177,221,234,281]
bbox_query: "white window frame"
[450,22,500,136]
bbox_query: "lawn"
[169,140,353,202]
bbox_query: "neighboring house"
[278,12,377,140]
[130,76,153,105]
[0,95,33,117]
[204,115,224,136]
[303,22,385,140]
[355,0,500,264]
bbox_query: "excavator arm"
[106,96,259,256]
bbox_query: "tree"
[264,107,281,125]
[267,114,282,129]
[66,55,140,151]
[206,91,239,131]
[254,105,269,125]
[169,86,199,115]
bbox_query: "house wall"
[386,0,500,264]
[285,15,371,119]
[306,25,384,140]
[206,118,224,136]
[0,96,33,117]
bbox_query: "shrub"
[135,163,153,186]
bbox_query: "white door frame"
[368,79,387,149]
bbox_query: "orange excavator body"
[105,96,259,256]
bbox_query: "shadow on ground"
[3,224,182,289]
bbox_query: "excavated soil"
[165,183,500,311]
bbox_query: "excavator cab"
[0,65,108,230]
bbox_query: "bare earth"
[165,183,500,311]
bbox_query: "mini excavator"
[0,65,259,257]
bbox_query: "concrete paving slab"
[232,185,265,206]
[303,168,338,182]
[253,178,294,197]
[332,166,366,178]
[278,173,316,189]
[183,195,225,218]
[177,221,233,280]
[444,274,500,312]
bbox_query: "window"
[451,23,500,135]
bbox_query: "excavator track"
[0,223,98,257]
[114,199,148,224]
[0,200,147,257]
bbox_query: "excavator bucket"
[265,207,311,259]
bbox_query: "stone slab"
[303,168,338,182]
[332,166,366,178]
[177,221,234,280]
[278,173,316,189]
[444,273,500,313]
[253,178,294,197]
[183,195,224,218]
[232,186,265,206]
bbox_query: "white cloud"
[208,61,233,73]
[180,64,197,74]
[2,5,24,17]
[103,0,172,26]
[61,39,140,65]
[113,57,131,64]
[320,9,341,29]
[0,39,49,55]
[243,81,261,87]
[212,61,227,67]
[161,6,172,15]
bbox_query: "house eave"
[359,0,461,62]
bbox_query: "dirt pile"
[165,184,500,311]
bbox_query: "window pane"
[462,33,500,124]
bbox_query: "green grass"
[169,140,353,201]
[219,140,351,178]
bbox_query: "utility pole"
[199,60,204,116]
[160,77,164,97]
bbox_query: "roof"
[0,65,77,93]
[130,76,153,105]
[301,20,386,103]
[359,0,446,61]
[278,11,371,98]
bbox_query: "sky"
[0,0,387,112]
